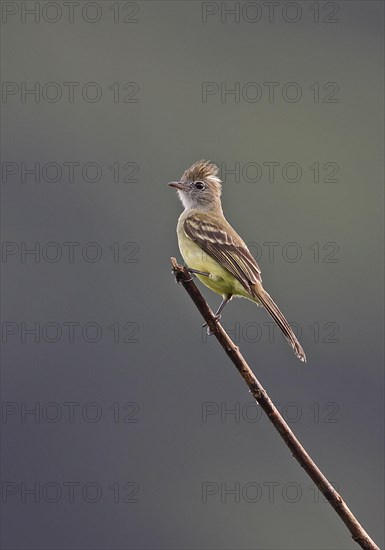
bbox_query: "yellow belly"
[177,224,250,299]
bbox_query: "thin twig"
[171,257,380,550]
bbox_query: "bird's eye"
[194,181,205,190]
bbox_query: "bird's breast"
[176,220,248,297]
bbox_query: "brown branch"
[171,257,380,550]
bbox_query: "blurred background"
[1,1,384,549]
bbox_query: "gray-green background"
[1,1,384,549]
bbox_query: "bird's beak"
[168,181,185,190]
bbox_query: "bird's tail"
[251,284,306,363]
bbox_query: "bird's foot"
[184,266,210,278]
[174,266,210,284]
[173,269,189,284]
[202,314,222,336]
[183,272,196,283]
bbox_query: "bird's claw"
[172,269,195,284]
[202,314,222,335]
[184,272,196,283]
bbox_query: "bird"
[168,160,306,362]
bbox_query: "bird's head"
[168,160,222,212]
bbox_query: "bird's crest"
[182,160,222,193]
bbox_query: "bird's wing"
[183,212,262,293]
